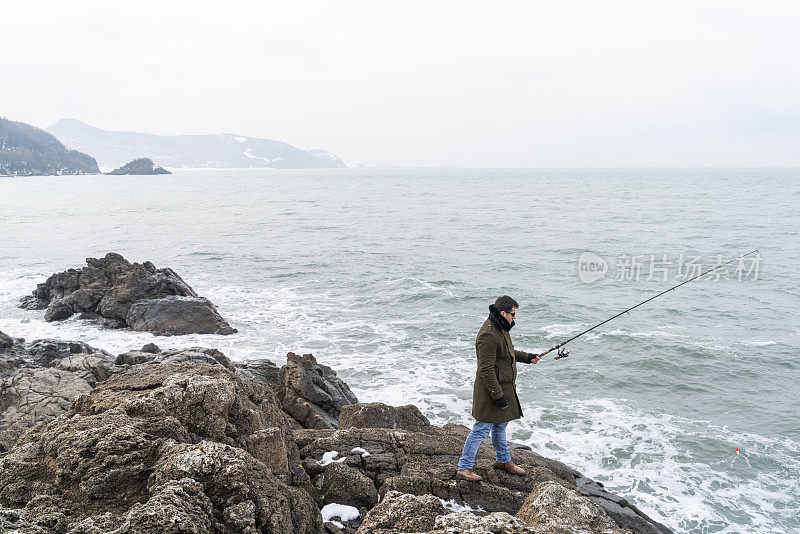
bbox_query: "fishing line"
[536,249,760,360]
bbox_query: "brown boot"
[494,460,526,476]
[455,469,483,481]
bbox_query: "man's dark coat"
[471,306,532,423]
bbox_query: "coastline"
[2,168,797,532]
[0,331,673,533]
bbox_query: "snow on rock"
[320,503,360,523]
[439,498,484,513]
[351,446,370,458]
[318,450,347,466]
[243,148,283,164]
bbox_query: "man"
[456,295,541,481]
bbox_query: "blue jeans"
[457,419,511,470]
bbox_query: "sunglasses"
[503,310,516,317]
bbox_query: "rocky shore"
[0,328,673,534]
[19,253,236,336]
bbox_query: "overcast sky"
[3,1,799,167]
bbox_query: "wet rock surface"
[19,252,237,336]
[278,352,359,429]
[339,401,430,431]
[235,357,281,388]
[126,295,237,336]
[0,334,114,452]
[0,331,18,350]
[576,477,672,534]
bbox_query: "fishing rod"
[537,249,760,360]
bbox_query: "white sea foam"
[736,339,776,347]
[509,397,800,533]
[540,323,585,338]
[382,276,456,298]
[2,265,795,534]
[589,328,692,339]
[2,168,798,534]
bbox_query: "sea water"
[1,168,798,532]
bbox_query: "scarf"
[488,304,514,331]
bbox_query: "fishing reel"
[554,347,570,359]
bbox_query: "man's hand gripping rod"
[535,249,760,361]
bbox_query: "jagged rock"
[114,350,159,366]
[115,346,235,371]
[0,334,672,534]
[0,330,26,361]
[432,512,539,533]
[576,478,672,534]
[297,425,571,511]
[126,296,238,336]
[278,353,358,429]
[96,478,214,533]
[516,481,631,533]
[19,252,236,336]
[0,363,321,533]
[355,491,446,533]
[19,269,81,310]
[0,507,46,533]
[355,491,540,534]
[50,352,115,385]
[141,342,161,354]
[381,460,568,515]
[44,298,74,321]
[71,362,306,485]
[321,462,379,509]
[25,338,111,368]
[1,336,241,454]
[0,330,17,350]
[94,256,196,321]
[144,441,318,533]
[294,428,337,450]
[296,424,669,534]
[0,338,114,452]
[235,358,280,388]
[340,402,431,431]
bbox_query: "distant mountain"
[0,118,100,176]
[46,119,346,169]
[107,158,171,175]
